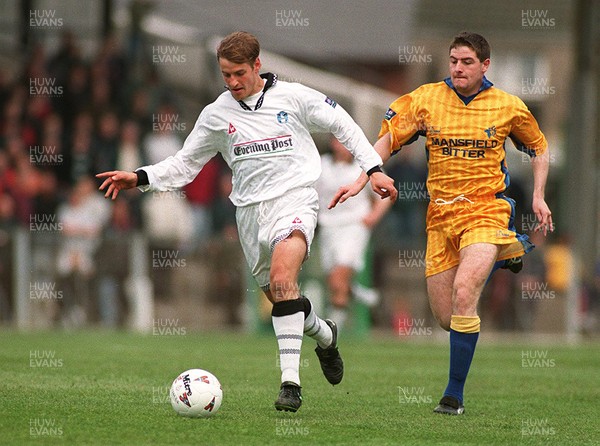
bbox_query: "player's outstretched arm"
[328,171,369,209]
[328,133,395,209]
[96,170,138,200]
[531,150,553,236]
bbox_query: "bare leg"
[327,265,353,329]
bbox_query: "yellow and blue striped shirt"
[379,77,547,200]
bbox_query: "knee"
[328,272,349,294]
[452,278,481,315]
[270,271,298,302]
[435,314,451,332]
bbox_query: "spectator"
[95,198,135,327]
[184,157,221,248]
[208,169,243,325]
[0,191,17,321]
[56,177,110,327]
[92,109,120,174]
[68,124,95,186]
[60,63,90,124]
[316,137,392,329]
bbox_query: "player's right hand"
[369,171,398,202]
[96,171,138,200]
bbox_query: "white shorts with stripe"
[236,187,318,291]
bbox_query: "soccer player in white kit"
[97,31,397,412]
[316,137,392,329]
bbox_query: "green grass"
[1,330,599,445]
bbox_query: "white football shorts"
[236,187,318,291]
[318,222,370,273]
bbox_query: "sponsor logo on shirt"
[433,136,498,159]
[233,135,294,158]
[384,108,397,120]
[325,96,337,108]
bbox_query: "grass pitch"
[1,330,598,445]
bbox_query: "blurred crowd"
[0,31,239,327]
[0,31,597,334]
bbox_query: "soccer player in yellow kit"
[330,32,553,415]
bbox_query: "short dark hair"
[216,31,260,65]
[449,32,490,62]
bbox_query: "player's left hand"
[369,171,397,202]
[328,181,364,209]
[96,170,138,200]
[532,196,553,236]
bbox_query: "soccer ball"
[169,369,223,418]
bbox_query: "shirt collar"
[237,72,278,111]
[444,76,493,105]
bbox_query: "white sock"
[328,306,348,331]
[272,311,304,385]
[304,303,333,349]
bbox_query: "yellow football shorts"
[425,194,531,277]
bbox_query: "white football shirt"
[139,75,382,207]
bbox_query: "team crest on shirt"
[276,111,289,124]
[484,125,497,138]
[292,217,302,224]
[228,122,237,134]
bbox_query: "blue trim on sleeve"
[391,130,426,157]
[495,193,535,254]
[509,133,537,158]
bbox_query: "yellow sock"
[450,315,481,334]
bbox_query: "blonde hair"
[216,31,260,65]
